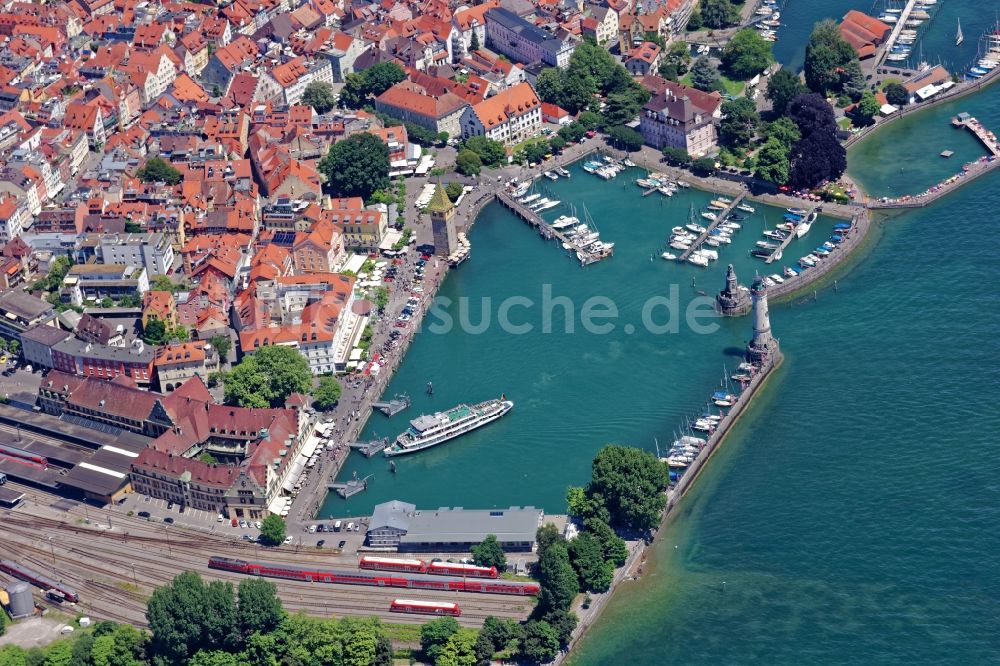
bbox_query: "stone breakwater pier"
[557,276,783,661]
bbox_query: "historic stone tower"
[717,264,751,316]
[746,275,778,362]
[427,183,457,257]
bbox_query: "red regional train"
[208,556,539,595]
[359,556,499,579]
[390,599,462,617]
[0,559,79,602]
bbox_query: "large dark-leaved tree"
[690,56,722,93]
[719,97,760,148]
[137,157,182,185]
[147,572,237,664]
[318,133,390,200]
[338,61,406,109]
[787,93,846,189]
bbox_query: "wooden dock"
[678,191,747,262]
[765,207,816,264]
[496,191,610,264]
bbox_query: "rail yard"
[0,483,534,628]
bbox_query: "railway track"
[0,511,530,627]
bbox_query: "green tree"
[522,141,549,165]
[190,651,241,666]
[455,149,482,176]
[537,543,579,613]
[519,621,560,663]
[224,345,312,408]
[237,578,285,640]
[662,146,692,165]
[548,134,567,153]
[143,318,168,345]
[761,116,801,149]
[41,642,71,666]
[301,81,336,114]
[722,28,773,80]
[445,182,464,202]
[587,445,668,532]
[374,634,393,666]
[854,90,880,126]
[719,97,760,148]
[319,133,390,200]
[469,29,480,52]
[558,122,586,143]
[536,523,564,556]
[338,62,405,108]
[585,517,629,566]
[210,335,231,362]
[420,617,460,663]
[541,608,578,645]
[804,20,858,94]
[147,571,237,664]
[0,646,26,666]
[463,136,506,167]
[137,157,183,185]
[766,69,807,115]
[686,8,703,31]
[690,57,722,93]
[568,532,614,592]
[151,275,181,292]
[259,515,287,546]
[605,125,643,152]
[701,0,739,28]
[436,629,478,666]
[471,534,507,570]
[100,297,114,308]
[884,82,908,106]
[755,137,791,184]
[243,631,279,666]
[313,375,342,410]
[478,617,521,657]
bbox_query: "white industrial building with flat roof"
[367,500,544,552]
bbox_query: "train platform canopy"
[0,460,60,488]
[62,462,128,498]
[0,436,85,467]
[0,486,25,506]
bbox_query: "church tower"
[746,275,778,362]
[427,183,457,257]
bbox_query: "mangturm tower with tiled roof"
[746,275,779,362]
[427,183,457,257]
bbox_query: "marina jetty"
[677,192,747,263]
[869,115,999,209]
[496,190,611,265]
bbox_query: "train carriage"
[426,561,498,579]
[359,556,427,573]
[390,599,461,617]
[0,559,79,602]
[208,556,539,595]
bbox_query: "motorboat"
[756,240,779,249]
[658,185,675,197]
[694,248,718,261]
[671,226,686,235]
[687,254,709,267]
[555,167,571,178]
[543,171,558,181]
[661,252,677,261]
[701,212,717,221]
[750,248,772,258]
[670,240,691,251]
[551,215,579,230]
[721,221,742,230]
[704,237,720,247]
[534,200,560,212]
[713,235,731,245]
[763,230,787,240]
[686,223,707,234]
[795,211,818,238]
[519,193,541,204]
[676,180,691,188]
[737,203,755,213]
[787,207,808,216]
[623,159,636,167]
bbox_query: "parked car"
[283,536,294,545]
[163,517,174,524]
[338,540,347,549]
[317,540,325,548]
[137,511,151,519]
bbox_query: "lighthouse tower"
[746,275,778,362]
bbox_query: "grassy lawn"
[511,135,550,154]
[679,73,745,97]
[381,622,423,645]
[837,117,853,130]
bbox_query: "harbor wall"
[845,66,1000,150]
[558,350,784,662]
